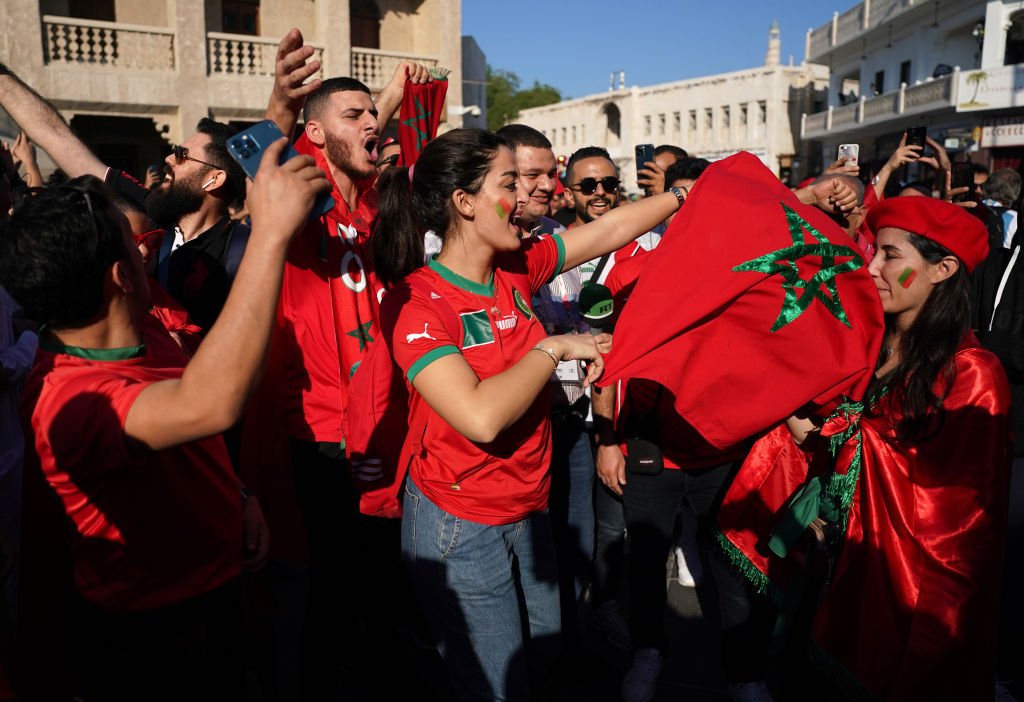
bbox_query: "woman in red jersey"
[373,128,683,701]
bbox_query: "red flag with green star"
[397,69,449,166]
[599,151,884,449]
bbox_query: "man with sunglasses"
[0,64,246,332]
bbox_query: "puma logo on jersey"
[496,314,518,331]
[431,292,442,299]
[406,324,437,343]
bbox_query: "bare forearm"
[264,102,299,142]
[179,233,288,422]
[562,192,678,270]
[127,233,289,449]
[374,82,405,128]
[0,72,106,178]
[591,383,617,444]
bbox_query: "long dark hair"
[372,129,508,286]
[868,233,971,442]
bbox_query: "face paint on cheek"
[897,267,918,289]
[496,197,512,220]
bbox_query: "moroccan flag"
[600,151,884,449]
[397,68,449,166]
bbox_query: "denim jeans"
[402,479,562,702]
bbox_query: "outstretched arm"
[0,64,106,179]
[124,138,331,450]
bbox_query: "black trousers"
[73,579,244,702]
[291,439,360,701]
[621,462,772,682]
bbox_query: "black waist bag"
[624,410,664,476]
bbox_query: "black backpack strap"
[589,252,613,284]
[155,226,175,287]
[223,221,251,280]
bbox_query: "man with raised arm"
[0,140,328,701]
[255,29,434,699]
[0,65,248,330]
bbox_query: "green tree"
[486,65,562,131]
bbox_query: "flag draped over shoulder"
[397,69,449,166]
[600,152,884,449]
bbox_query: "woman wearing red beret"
[721,197,1012,700]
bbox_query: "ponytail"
[371,129,509,287]
[373,166,424,286]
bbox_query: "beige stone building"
[517,24,829,190]
[0,0,462,178]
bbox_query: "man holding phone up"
[0,138,327,701]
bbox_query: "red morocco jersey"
[279,134,383,442]
[21,314,242,612]
[381,234,566,524]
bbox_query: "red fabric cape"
[717,338,1012,699]
[600,151,885,449]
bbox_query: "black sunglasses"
[171,144,220,170]
[570,176,620,195]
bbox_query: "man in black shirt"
[0,65,246,330]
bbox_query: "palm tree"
[965,71,989,106]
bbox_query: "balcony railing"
[208,32,324,77]
[802,73,955,138]
[42,15,175,71]
[807,0,918,60]
[351,47,438,91]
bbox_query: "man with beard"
[256,30,435,699]
[565,147,644,284]
[0,65,246,331]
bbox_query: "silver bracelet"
[531,343,559,369]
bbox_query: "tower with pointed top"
[764,19,781,67]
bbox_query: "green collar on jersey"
[40,331,146,361]
[428,256,496,297]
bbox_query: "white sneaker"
[594,600,632,650]
[621,648,664,702]
[674,546,697,587]
[727,680,776,702]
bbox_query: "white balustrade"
[42,15,175,70]
[350,47,438,91]
[207,32,324,77]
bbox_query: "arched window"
[351,0,381,50]
[602,103,621,148]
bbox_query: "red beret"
[866,196,989,272]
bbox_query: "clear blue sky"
[462,0,842,99]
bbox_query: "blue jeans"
[402,479,562,702]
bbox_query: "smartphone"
[635,143,655,181]
[837,143,859,167]
[227,120,334,220]
[951,161,974,202]
[905,126,927,148]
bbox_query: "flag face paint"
[898,267,917,288]
[496,198,512,220]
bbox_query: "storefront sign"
[957,64,1024,112]
[981,117,1024,148]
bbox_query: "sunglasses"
[376,154,399,168]
[570,177,620,195]
[171,144,220,170]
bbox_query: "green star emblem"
[733,203,863,333]
[400,97,432,150]
[346,320,374,352]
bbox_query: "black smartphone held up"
[635,143,655,180]
[951,161,974,202]
[227,120,335,220]
[905,126,927,148]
